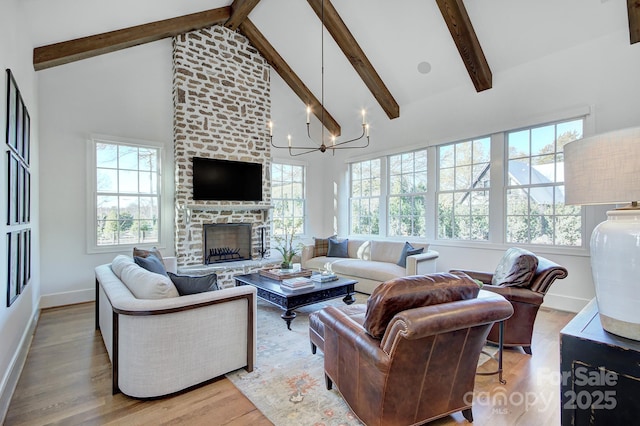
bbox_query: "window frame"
[271,161,307,238]
[86,135,167,254]
[504,118,585,247]
[435,137,491,242]
[387,149,428,238]
[349,158,382,236]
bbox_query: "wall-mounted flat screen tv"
[192,157,263,201]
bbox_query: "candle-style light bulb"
[288,134,292,147]
[361,109,366,125]
[268,121,273,136]
[306,106,311,124]
[366,124,370,137]
[331,135,336,146]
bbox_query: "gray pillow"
[134,254,168,277]
[327,238,349,258]
[168,272,219,296]
[396,242,425,268]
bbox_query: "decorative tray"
[259,268,313,281]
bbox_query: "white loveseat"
[301,239,439,294]
[95,256,257,398]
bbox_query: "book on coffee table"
[310,273,338,283]
[282,276,313,287]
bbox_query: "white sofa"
[301,239,439,294]
[95,256,257,398]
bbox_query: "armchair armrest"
[481,284,544,305]
[318,306,390,370]
[406,250,439,275]
[449,269,493,284]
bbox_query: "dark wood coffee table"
[235,272,357,330]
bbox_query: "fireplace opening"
[203,223,252,264]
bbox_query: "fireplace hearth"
[203,223,252,265]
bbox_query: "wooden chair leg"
[523,345,532,355]
[325,374,333,390]
[311,342,317,354]
[462,408,473,422]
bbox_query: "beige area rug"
[226,294,498,426]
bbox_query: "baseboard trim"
[39,288,94,309]
[0,308,39,424]
[542,293,592,313]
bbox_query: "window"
[437,137,491,240]
[505,119,583,246]
[271,162,305,236]
[388,150,427,237]
[350,159,381,235]
[93,138,161,247]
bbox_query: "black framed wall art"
[5,69,31,307]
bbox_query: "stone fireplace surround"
[172,25,277,287]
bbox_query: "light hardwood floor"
[5,302,574,425]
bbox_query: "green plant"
[273,226,302,267]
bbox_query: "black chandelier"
[269,0,370,157]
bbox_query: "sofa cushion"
[491,247,539,288]
[363,273,480,339]
[133,246,165,265]
[327,238,349,258]
[396,242,425,268]
[134,254,168,277]
[111,255,179,299]
[370,240,406,263]
[168,272,219,295]
[314,237,331,257]
[331,259,406,283]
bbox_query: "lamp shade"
[564,126,640,340]
[564,126,640,206]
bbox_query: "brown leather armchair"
[451,247,568,355]
[311,273,513,426]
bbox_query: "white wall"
[37,40,174,307]
[325,28,640,313]
[34,15,640,314]
[0,1,41,421]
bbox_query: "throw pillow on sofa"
[313,235,336,257]
[327,238,349,258]
[168,272,219,296]
[134,254,168,276]
[133,246,165,265]
[396,242,425,268]
[111,255,179,299]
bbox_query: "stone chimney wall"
[172,25,272,285]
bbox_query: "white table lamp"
[564,126,640,340]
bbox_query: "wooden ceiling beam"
[239,19,341,136]
[628,0,640,44]
[225,0,262,31]
[33,7,231,71]
[435,0,492,92]
[307,0,400,120]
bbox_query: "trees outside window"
[271,162,305,237]
[94,141,160,246]
[350,159,381,235]
[506,119,583,246]
[437,137,491,241]
[388,150,427,237]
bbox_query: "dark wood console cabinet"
[560,298,640,425]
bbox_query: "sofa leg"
[523,345,532,355]
[311,342,317,355]
[462,408,473,422]
[325,374,333,390]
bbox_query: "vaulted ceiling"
[22,0,637,139]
